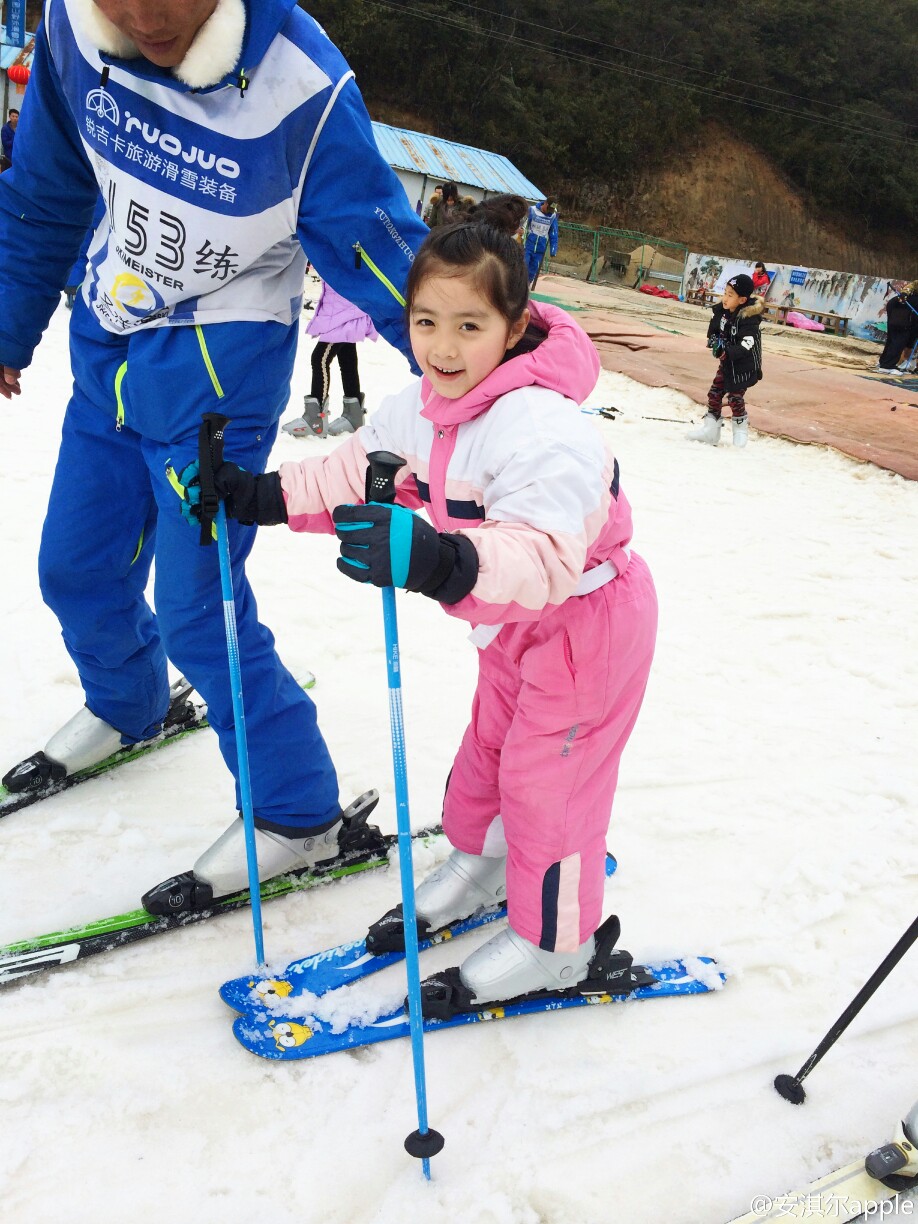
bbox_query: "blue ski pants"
[37,299,340,830]
[525,237,548,283]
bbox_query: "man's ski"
[219,854,618,1014]
[728,1099,918,1221]
[231,956,725,1061]
[0,673,313,818]
[0,821,441,988]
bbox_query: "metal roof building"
[371,122,543,215]
[1,40,542,211]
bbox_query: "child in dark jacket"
[688,272,764,448]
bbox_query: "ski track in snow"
[0,298,916,1223]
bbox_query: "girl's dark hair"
[405,193,530,326]
[441,181,459,205]
[754,261,766,271]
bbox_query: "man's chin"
[136,38,183,66]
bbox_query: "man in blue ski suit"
[524,198,558,285]
[0,0,428,911]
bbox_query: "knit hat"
[726,273,754,299]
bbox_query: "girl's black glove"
[332,502,478,604]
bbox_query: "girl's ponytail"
[406,193,531,326]
[465,194,528,236]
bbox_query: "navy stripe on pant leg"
[540,861,561,951]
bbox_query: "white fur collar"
[72,0,247,89]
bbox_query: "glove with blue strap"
[333,502,479,604]
[178,459,287,527]
[707,334,725,359]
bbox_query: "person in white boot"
[183,197,658,1012]
[0,0,428,914]
[688,273,763,449]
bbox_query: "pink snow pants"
[443,553,657,951]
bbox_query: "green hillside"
[304,0,918,246]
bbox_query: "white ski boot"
[141,790,383,915]
[282,396,327,439]
[366,847,507,952]
[327,394,366,436]
[1,678,198,794]
[193,815,344,896]
[687,413,721,445]
[731,416,749,448]
[457,926,595,1006]
[417,913,650,1018]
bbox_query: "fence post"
[588,229,599,283]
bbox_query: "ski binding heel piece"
[865,1106,918,1191]
[337,790,385,858]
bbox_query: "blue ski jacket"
[0,0,427,373]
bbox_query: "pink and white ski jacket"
[279,300,634,626]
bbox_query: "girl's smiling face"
[409,271,529,399]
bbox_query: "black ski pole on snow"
[775,914,918,1104]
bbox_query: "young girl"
[188,195,658,1011]
[281,280,378,439]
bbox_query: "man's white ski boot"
[687,413,722,445]
[418,913,654,1018]
[366,847,507,952]
[141,790,383,915]
[282,395,327,438]
[731,415,749,448]
[1,678,197,794]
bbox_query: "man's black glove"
[178,460,288,526]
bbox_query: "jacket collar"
[420,301,600,426]
[70,0,289,90]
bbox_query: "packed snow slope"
[1,294,916,1224]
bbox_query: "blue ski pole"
[197,413,266,968]
[364,450,445,1179]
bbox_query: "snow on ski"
[219,853,618,1014]
[0,673,315,818]
[231,957,725,1061]
[729,1101,918,1222]
[0,822,442,987]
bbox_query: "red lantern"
[7,64,30,86]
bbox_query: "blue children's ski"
[231,957,725,1061]
[219,854,618,1014]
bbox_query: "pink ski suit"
[278,302,658,950]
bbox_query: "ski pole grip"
[365,450,406,506]
[197,412,231,547]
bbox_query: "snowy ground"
[1,292,916,1224]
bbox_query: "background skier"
[524,197,558,286]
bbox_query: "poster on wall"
[5,0,25,47]
[683,252,905,341]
